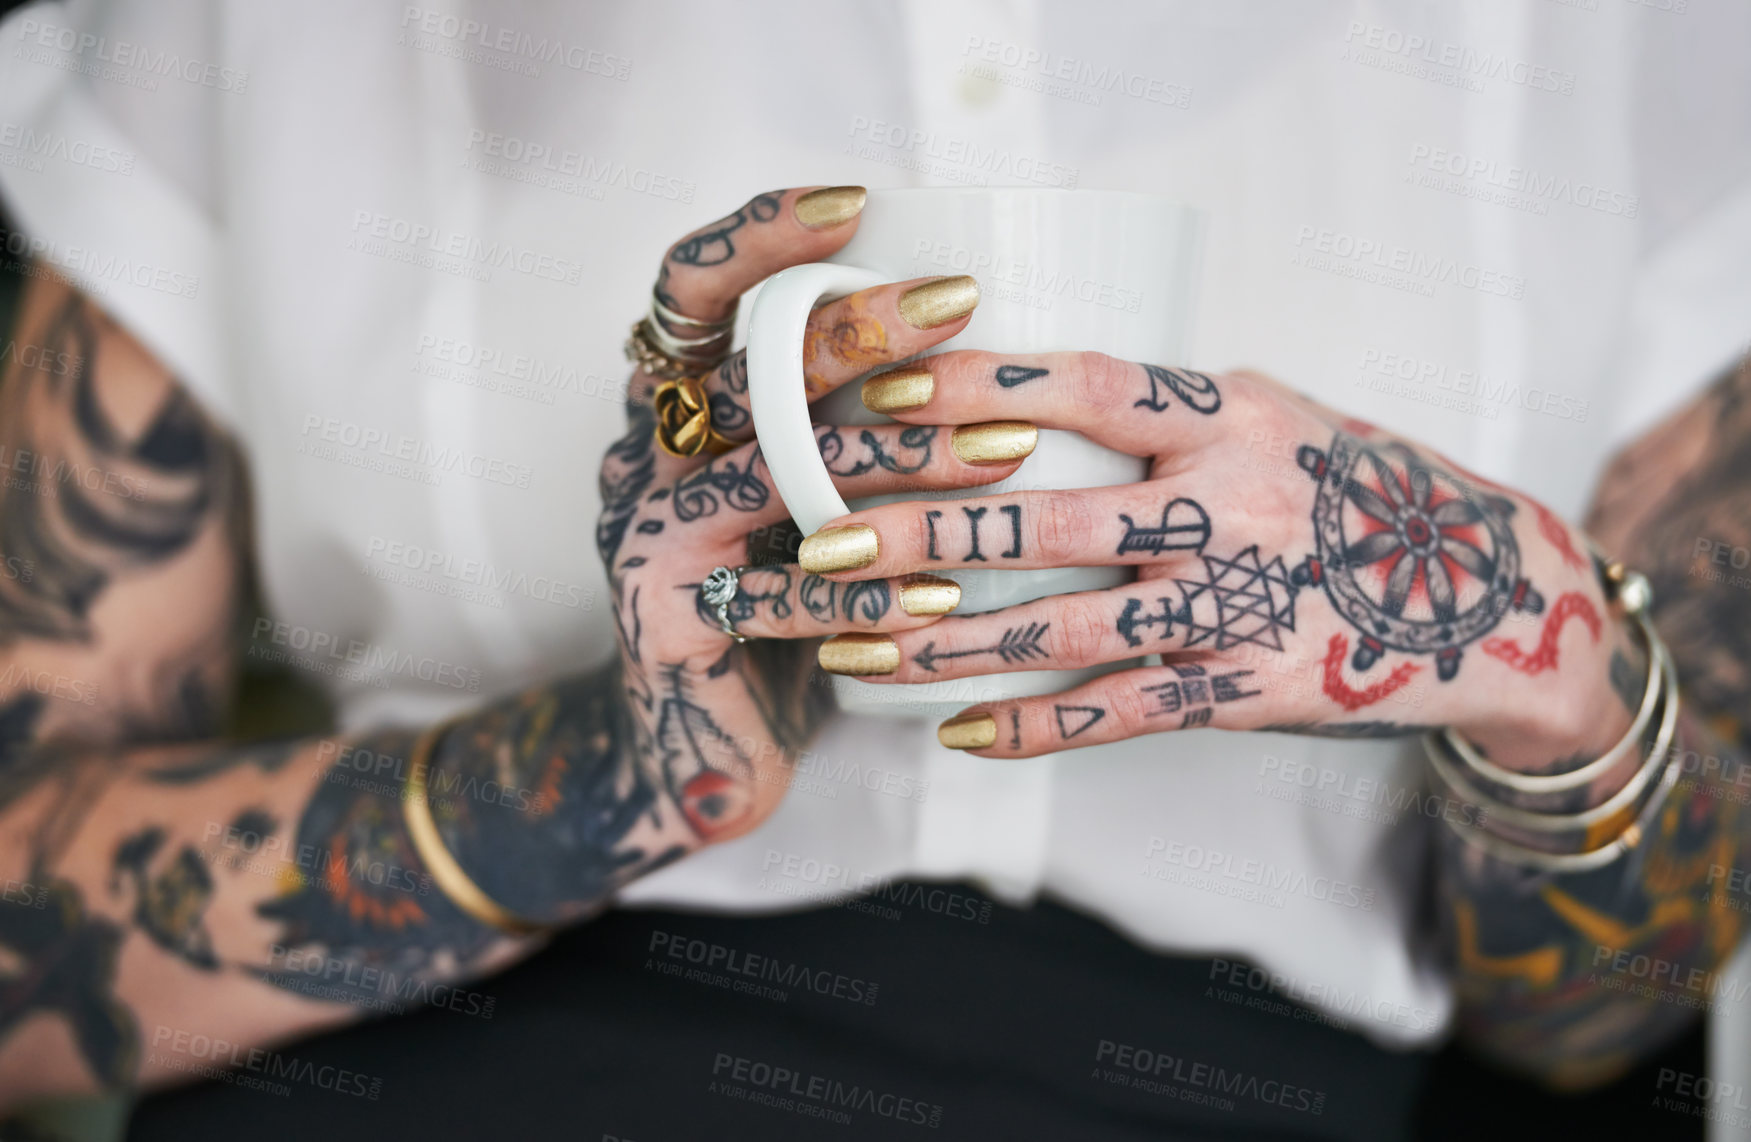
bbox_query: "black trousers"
[129,882,1700,1141]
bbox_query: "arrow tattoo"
[911,622,1050,673]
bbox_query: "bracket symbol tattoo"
[927,505,1022,562]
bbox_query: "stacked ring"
[625,287,737,380]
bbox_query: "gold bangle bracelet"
[401,723,548,937]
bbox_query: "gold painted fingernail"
[861,365,934,414]
[952,420,1038,465]
[899,574,960,616]
[818,633,899,676]
[798,524,879,573]
[899,275,980,329]
[938,713,998,750]
[794,186,866,229]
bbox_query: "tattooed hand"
[801,357,1638,777]
[597,187,1027,844]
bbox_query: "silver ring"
[653,287,736,332]
[701,566,751,644]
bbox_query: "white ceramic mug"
[747,188,1204,719]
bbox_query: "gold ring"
[652,374,736,458]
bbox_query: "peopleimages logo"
[647,930,880,1006]
[249,618,482,692]
[298,415,534,489]
[363,537,592,612]
[1341,22,1576,95]
[1405,144,1637,218]
[0,122,135,175]
[14,18,249,92]
[462,130,694,203]
[348,210,584,285]
[845,116,1078,188]
[398,7,631,80]
[1094,1040,1325,1115]
[910,239,1144,314]
[1292,225,1524,300]
[0,229,198,298]
[710,1053,943,1128]
[1143,837,1377,911]
[149,1026,381,1099]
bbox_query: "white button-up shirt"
[3,0,1748,1049]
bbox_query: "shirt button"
[956,65,1003,108]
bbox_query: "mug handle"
[746,263,891,535]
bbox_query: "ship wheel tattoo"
[1290,432,1543,682]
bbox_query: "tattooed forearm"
[1435,716,1741,1088]
[0,656,712,1100]
[111,827,218,971]
[1439,360,1751,1086]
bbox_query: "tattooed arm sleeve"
[0,264,691,1107]
[1439,359,1751,1088]
[0,662,691,1108]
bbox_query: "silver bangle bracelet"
[1422,609,1682,873]
[1430,735,1682,874]
[1424,616,1672,837]
[1439,568,1659,799]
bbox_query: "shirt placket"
[896,0,1056,906]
